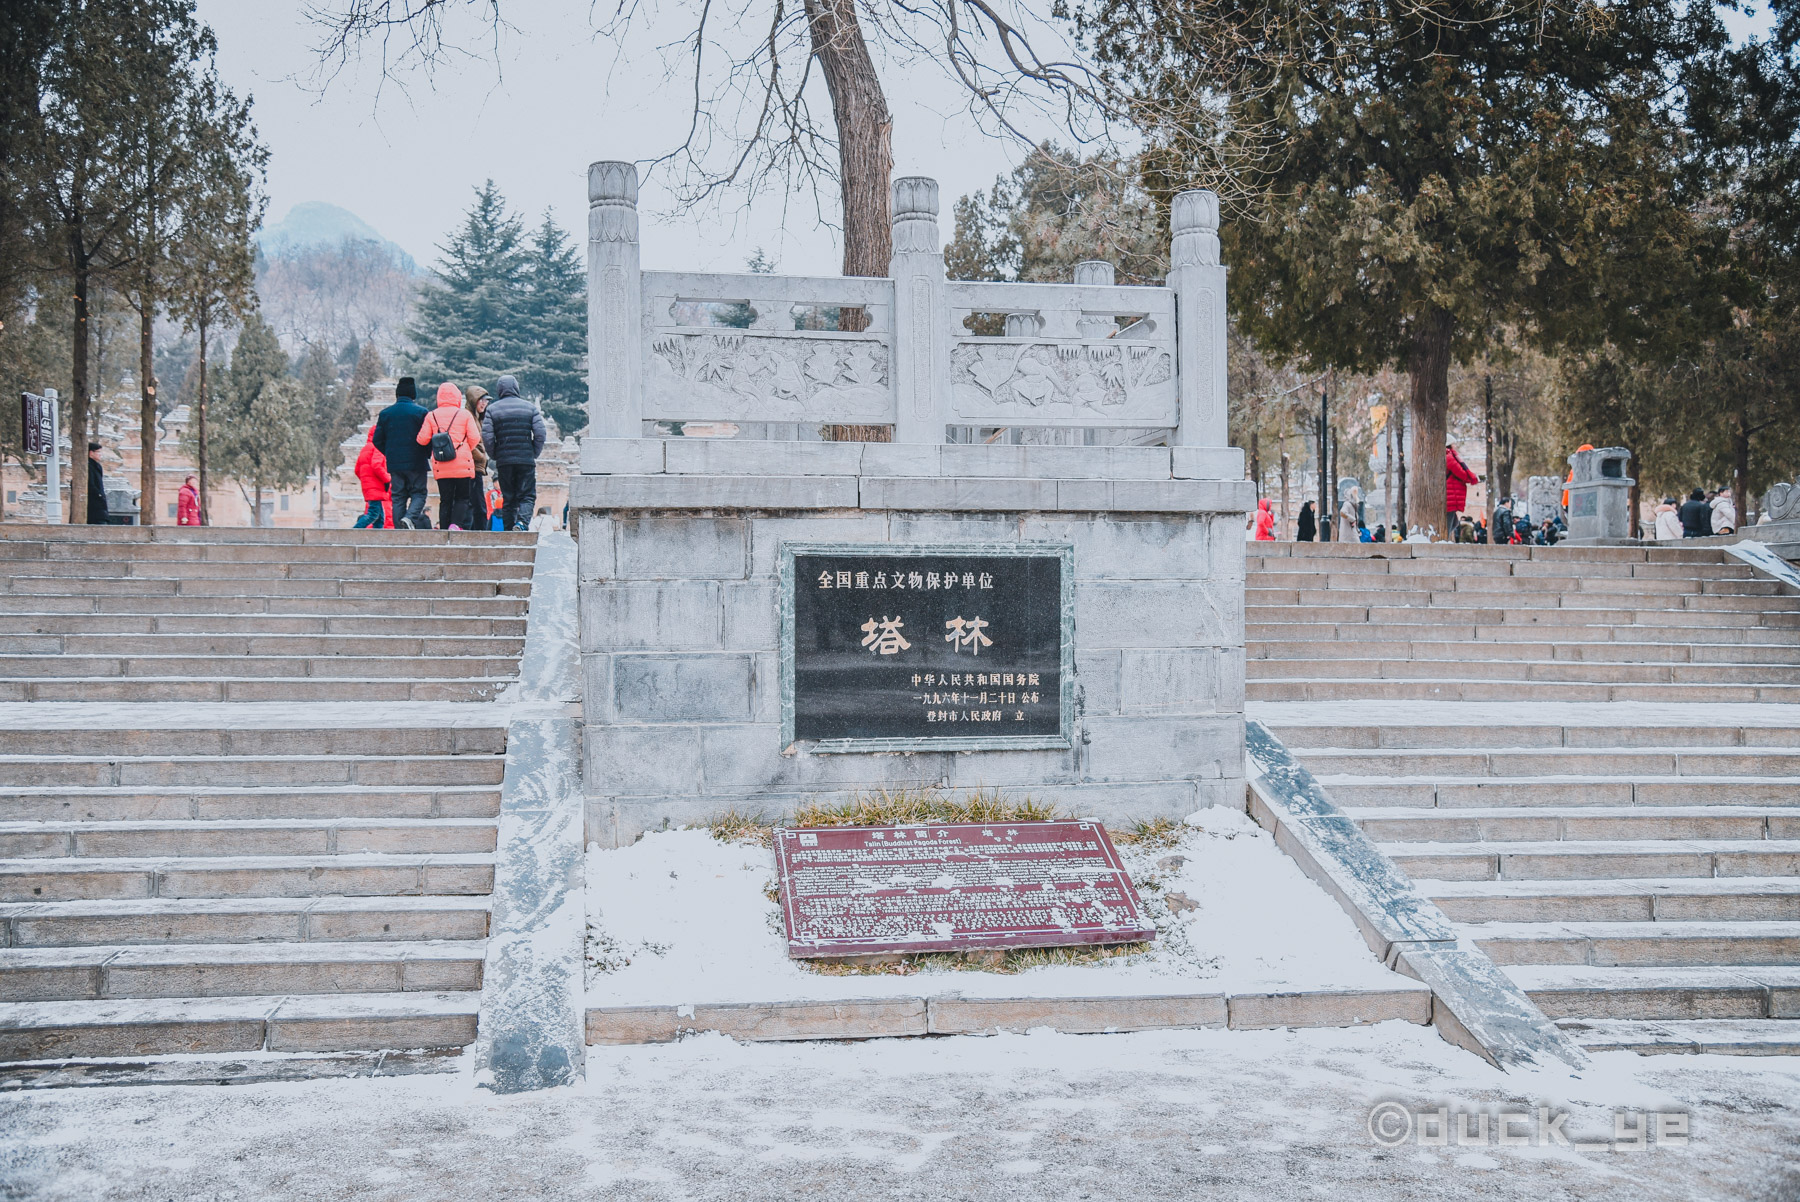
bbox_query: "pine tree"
[518,214,586,437]
[299,340,355,521]
[1083,0,1725,531]
[205,313,312,524]
[346,339,382,428]
[406,180,530,389]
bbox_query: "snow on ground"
[3,1023,1798,1200]
[585,806,1406,1005]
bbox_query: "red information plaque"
[774,820,1156,958]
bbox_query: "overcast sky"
[194,1,1074,276]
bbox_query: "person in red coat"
[1445,443,1481,531]
[354,427,391,529]
[1253,496,1276,540]
[176,476,201,526]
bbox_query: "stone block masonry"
[577,497,1251,846]
[575,163,1251,845]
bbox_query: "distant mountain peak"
[257,202,417,272]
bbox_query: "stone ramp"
[0,525,535,702]
[1249,539,1800,1055]
[0,527,538,1064]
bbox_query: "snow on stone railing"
[586,161,1228,448]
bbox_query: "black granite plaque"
[783,544,1070,748]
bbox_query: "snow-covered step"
[1295,747,1800,777]
[1467,920,1800,967]
[0,818,497,859]
[0,611,527,636]
[1,784,501,823]
[1320,776,1800,809]
[1556,1017,1800,1055]
[1423,877,1800,924]
[1350,805,1795,844]
[0,940,486,1002]
[0,677,510,703]
[1382,839,1800,881]
[1508,964,1800,1021]
[0,895,491,947]
[0,990,481,1060]
[1248,680,1800,703]
[0,853,495,901]
[0,753,506,789]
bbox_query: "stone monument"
[1526,476,1564,526]
[1563,446,1633,542]
[571,162,1253,847]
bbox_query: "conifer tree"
[205,313,312,524]
[407,180,529,387]
[518,215,586,437]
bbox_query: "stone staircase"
[0,526,537,1064]
[1250,541,1800,1055]
[0,525,532,702]
[1247,542,1800,702]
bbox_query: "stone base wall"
[574,452,1250,846]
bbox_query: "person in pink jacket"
[1254,497,1276,540]
[416,382,481,529]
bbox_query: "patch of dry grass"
[790,785,1061,829]
[704,787,1060,845]
[706,808,775,847]
[1111,817,1185,849]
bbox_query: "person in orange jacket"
[1563,443,1593,510]
[416,382,481,529]
[353,427,391,528]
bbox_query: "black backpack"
[428,410,458,462]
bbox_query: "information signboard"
[780,542,1073,752]
[774,820,1155,958]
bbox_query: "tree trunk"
[1384,406,1395,535]
[1397,406,1408,537]
[1482,373,1494,538]
[804,0,892,280]
[1316,388,1330,542]
[1733,404,1750,532]
[253,482,262,528]
[1279,451,1290,540]
[1627,452,1642,540]
[69,242,90,525]
[1249,430,1260,502]
[139,302,157,525]
[196,318,209,526]
[1406,309,1453,537]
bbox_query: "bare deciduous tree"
[307,0,1118,276]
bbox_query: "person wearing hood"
[177,475,201,526]
[1712,487,1737,535]
[1253,497,1276,540]
[373,377,431,529]
[1653,497,1682,541]
[1445,443,1480,529]
[1296,500,1316,542]
[481,374,547,531]
[464,385,493,530]
[353,426,391,528]
[416,382,481,529]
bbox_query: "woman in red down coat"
[1253,497,1276,540]
[1445,443,1480,527]
[354,427,391,529]
[176,476,201,526]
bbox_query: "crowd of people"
[357,376,552,532]
[1255,441,1745,545]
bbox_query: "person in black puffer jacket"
[480,375,547,532]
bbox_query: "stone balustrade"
[585,162,1228,450]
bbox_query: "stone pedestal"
[1564,446,1633,542]
[572,442,1252,846]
